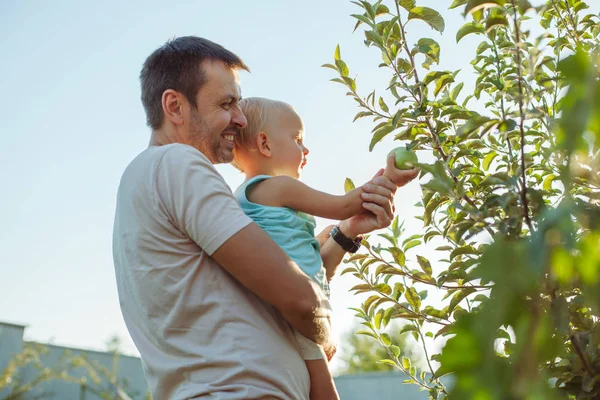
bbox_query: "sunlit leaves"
[408,7,445,33]
[412,38,440,69]
[456,22,485,42]
[344,178,355,193]
[398,0,416,12]
[464,0,506,16]
[328,1,600,398]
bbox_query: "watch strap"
[330,225,362,253]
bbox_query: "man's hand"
[339,169,397,238]
[383,153,419,189]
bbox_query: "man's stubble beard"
[188,109,232,164]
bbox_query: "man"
[113,36,418,399]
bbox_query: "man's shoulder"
[125,144,213,174]
[146,143,210,163]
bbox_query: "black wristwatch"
[330,225,362,253]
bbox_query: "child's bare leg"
[305,359,339,400]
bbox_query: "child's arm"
[247,175,368,221]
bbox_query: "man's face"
[187,60,247,164]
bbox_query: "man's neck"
[149,126,183,147]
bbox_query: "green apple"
[390,146,418,170]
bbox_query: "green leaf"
[399,324,418,335]
[369,122,395,151]
[456,22,485,42]
[498,119,516,132]
[374,283,392,296]
[543,174,556,191]
[374,309,384,329]
[451,82,464,100]
[334,44,341,61]
[335,59,349,77]
[450,245,479,260]
[345,253,367,263]
[375,4,390,16]
[448,288,476,313]
[353,111,373,122]
[396,58,413,73]
[485,10,509,31]
[404,239,421,252]
[573,1,589,12]
[449,0,469,9]
[417,255,433,275]
[464,0,505,15]
[482,151,497,171]
[434,74,455,97]
[389,247,406,266]
[424,70,451,86]
[356,330,378,339]
[408,7,445,33]
[424,230,441,243]
[405,287,421,310]
[402,357,411,370]
[517,0,533,14]
[363,294,380,313]
[456,116,493,137]
[378,97,389,113]
[351,14,373,30]
[414,38,441,67]
[344,178,355,193]
[379,359,398,368]
[365,29,383,46]
[398,0,416,12]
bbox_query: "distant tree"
[0,342,70,400]
[0,336,141,400]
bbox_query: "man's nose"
[232,107,247,129]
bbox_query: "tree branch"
[510,0,534,232]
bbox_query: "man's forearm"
[284,283,334,349]
[320,220,359,281]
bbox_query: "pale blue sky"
[2,0,588,372]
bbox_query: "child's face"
[268,109,310,179]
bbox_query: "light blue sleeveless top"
[234,175,329,295]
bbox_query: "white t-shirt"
[112,143,310,400]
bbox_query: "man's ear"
[256,132,272,157]
[162,89,186,125]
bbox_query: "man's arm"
[320,170,399,281]
[211,223,334,349]
[156,145,334,352]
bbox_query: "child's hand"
[337,185,369,220]
[383,152,419,188]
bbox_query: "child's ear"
[256,132,272,157]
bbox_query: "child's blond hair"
[233,97,294,171]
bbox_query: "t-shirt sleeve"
[153,144,252,255]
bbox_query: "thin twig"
[570,333,597,377]
[510,0,534,232]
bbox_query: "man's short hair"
[140,36,249,130]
